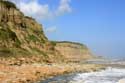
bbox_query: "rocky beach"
[40,60,125,83]
[0,62,104,83]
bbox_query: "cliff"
[0,0,63,63]
[54,41,93,62]
[0,1,93,63]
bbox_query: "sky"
[9,0,125,59]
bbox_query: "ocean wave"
[70,67,125,83]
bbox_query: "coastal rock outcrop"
[55,41,93,62]
[0,0,62,62]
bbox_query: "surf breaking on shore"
[69,67,125,83]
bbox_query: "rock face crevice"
[0,1,22,23]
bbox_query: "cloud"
[9,0,51,20]
[56,0,72,16]
[45,26,57,33]
[19,1,51,20]
[8,0,72,21]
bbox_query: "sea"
[40,59,125,83]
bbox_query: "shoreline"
[0,63,105,83]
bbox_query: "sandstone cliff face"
[0,1,59,59]
[0,1,93,62]
[55,41,93,62]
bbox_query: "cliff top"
[0,0,16,8]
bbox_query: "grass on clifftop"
[51,41,88,49]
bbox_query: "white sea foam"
[69,67,125,83]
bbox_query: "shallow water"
[40,67,125,83]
